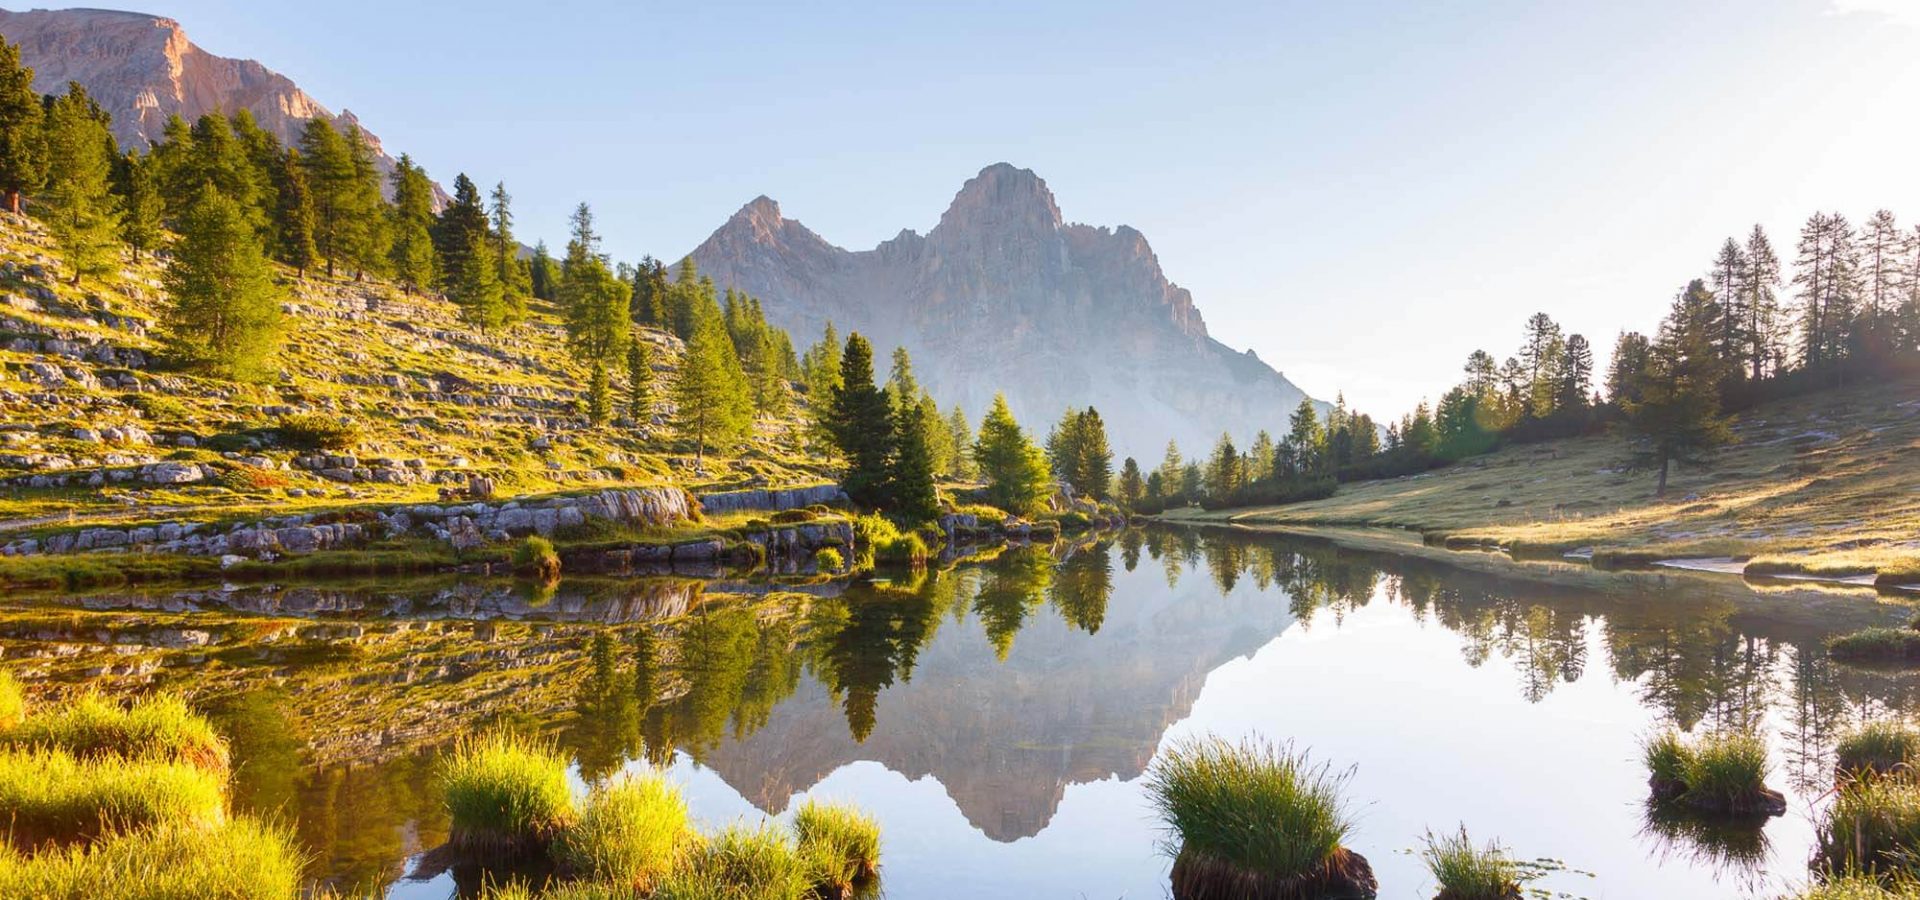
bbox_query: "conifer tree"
[627,340,652,422]
[227,109,283,231]
[1117,457,1145,510]
[450,229,506,328]
[1793,211,1858,368]
[1286,399,1323,476]
[0,38,44,214]
[1624,279,1733,495]
[298,119,354,278]
[887,395,940,522]
[800,322,844,455]
[630,256,668,325]
[828,333,895,508]
[274,148,318,277]
[433,174,487,291]
[489,182,531,322]
[40,84,120,285]
[1607,331,1653,405]
[386,154,436,294]
[1737,225,1782,380]
[160,187,283,381]
[1709,238,1746,362]
[1206,434,1241,500]
[1156,441,1185,499]
[176,114,262,232]
[116,151,161,261]
[918,392,953,476]
[673,300,755,464]
[340,125,388,279]
[529,241,559,301]
[1556,333,1595,412]
[974,393,1050,515]
[945,404,974,479]
[560,203,630,360]
[587,360,611,425]
[1860,209,1906,349]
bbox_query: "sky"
[82,0,1920,417]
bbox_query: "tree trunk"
[1656,453,1670,497]
[4,190,18,214]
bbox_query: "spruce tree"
[160,187,283,381]
[587,360,611,425]
[40,84,121,285]
[117,151,162,262]
[800,322,844,455]
[529,241,559,301]
[1738,225,1782,380]
[274,149,318,277]
[433,173,487,291]
[1073,407,1113,500]
[386,154,436,294]
[560,253,630,360]
[1117,457,1145,510]
[449,229,506,328]
[341,125,388,279]
[886,396,940,522]
[489,182,531,322]
[627,340,653,422]
[973,393,1050,515]
[828,333,895,508]
[0,38,44,214]
[945,404,974,479]
[673,300,754,464]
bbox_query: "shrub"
[555,771,691,889]
[874,533,929,566]
[218,466,291,491]
[652,823,811,900]
[1,692,229,773]
[1054,511,1092,531]
[1421,826,1521,900]
[1642,729,1783,815]
[1830,628,1920,664]
[273,413,360,451]
[0,818,306,900]
[1144,735,1372,897]
[813,547,843,572]
[1817,775,1920,878]
[0,671,24,729]
[1787,874,1920,899]
[851,513,901,549]
[771,509,817,524]
[1838,721,1920,781]
[127,394,192,423]
[440,731,576,854]
[510,536,562,581]
[794,799,880,894]
[0,748,227,844]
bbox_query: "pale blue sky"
[85,0,1920,415]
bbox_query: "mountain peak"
[933,163,1062,240]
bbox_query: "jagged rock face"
[0,8,420,196]
[687,163,1312,456]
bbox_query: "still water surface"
[9,528,1916,898]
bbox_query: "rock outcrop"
[0,8,428,199]
[686,163,1316,456]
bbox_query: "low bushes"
[440,731,577,854]
[1,692,230,773]
[874,533,929,566]
[813,547,843,572]
[1642,729,1785,816]
[1144,734,1375,899]
[1830,627,1920,664]
[273,413,360,451]
[1838,721,1920,781]
[770,508,817,524]
[1421,826,1521,900]
[555,772,691,890]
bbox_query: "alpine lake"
[5,526,1915,899]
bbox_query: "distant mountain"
[0,7,431,200]
[686,163,1314,457]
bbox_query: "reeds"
[1420,826,1521,900]
[0,818,306,899]
[1641,729,1783,815]
[1817,774,1920,878]
[1,692,230,773]
[653,822,812,900]
[1838,721,1920,781]
[554,770,691,889]
[0,747,226,845]
[793,799,881,893]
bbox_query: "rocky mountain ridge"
[0,7,426,197]
[687,163,1313,457]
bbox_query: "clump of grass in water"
[1420,826,1521,900]
[652,822,812,900]
[1816,775,1920,878]
[1788,873,1920,899]
[1,692,230,773]
[441,731,576,855]
[0,818,306,899]
[1838,721,1920,781]
[0,747,227,845]
[554,770,690,889]
[1642,729,1785,816]
[1828,627,1920,664]
[511,536,562,581]
[1143,734,1376,899]
[794,799,881,893]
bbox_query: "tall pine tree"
[160,187,284,381]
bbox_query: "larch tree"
[40,83,121,285]
[887,393,941,522]
[587,360,611,425]
[432,174,487,292]
[627,339,653,422]
[274,148,318,277]
[0,37,44,214]
[945,404,974,479]
[1117,457,1145,510]
[117,151,162,261]
[449,229,506,328]
[1859,209,1905,342]
[386,154,436,294]
[973,393,1051,515]
[298,118,355,277]
[489,182,531,323]
[1623,279,1733,496]
[1737,225,1782,380]
[160,187,284,381]
[672,300,754,464]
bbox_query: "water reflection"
[5,527,1919,897]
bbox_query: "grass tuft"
[1816,774,1920,878]
[652,822,812,900]
[1838,721,1920,781]
[0,818,305,899]
[1421,825,1521,900]
[511,536,562,581]
[1787,874,1920,899]
[440,730,576,855]
[813,547,843,572]
[1641,729,1782,815]
[1,692,230,773]
[1830,628,1920,664]
[1143,734,1354,878]
[793,799,881,892]
[554,770,691,889]
[0,671,24,729]
[0,747,226,845]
